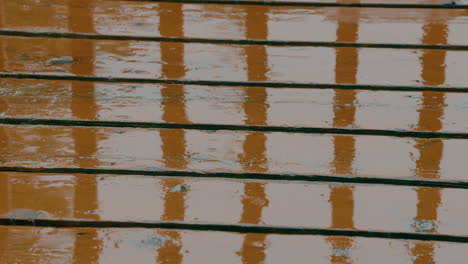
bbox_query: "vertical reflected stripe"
[328,2,359,263]
[239,5,270,264]
[411,12,448,263]
[157,3,187,264]
[69,1,101,263]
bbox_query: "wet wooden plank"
[2,225,468,264]
[0,125,466,182]
[1,171,468,237]
[0,79,467,134]
[1,36,468,88]
[2,0,468,46]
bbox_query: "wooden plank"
[1,36,468,88]
[0,125,466,182]
[2,0,468,46]
[1,225,468,264]
[1,172,468,237]
[0,79,467,134]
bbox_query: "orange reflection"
[0,102,9,262]
[0,227,7,261]
[3,0,60,30]
[411,11,448,263]
[0,0,5,73]
[69,0,99,219]
[0,3,18,258]
[72,229,101,264]
[0,172,9,217]
[0,0,8,216]
[411,242,436,264]
[68,2,102,263]
[157,4,187,264]
[417,20,447,133]
[328,3,360,263]
[238,6,270,264]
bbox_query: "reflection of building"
[320,2,453,262]
[68,2,102,263]
[327,3,359,263]
[320,0,468,44]
[0,1,95,261]
[0,0,464,262]
[157,3,188,264]
[0,32,9,256]
[0,2,8,231]
[238,5,270,264]
[0,1,4,73]
[410,8,448,263]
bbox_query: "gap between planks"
[1,166,468,189]
[0,30,467,50]
[0,117,467,139]
[2,218,468,243]
[124,0,468,9]
[2,73,468,93]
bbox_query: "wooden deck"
[1,0,468,263]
